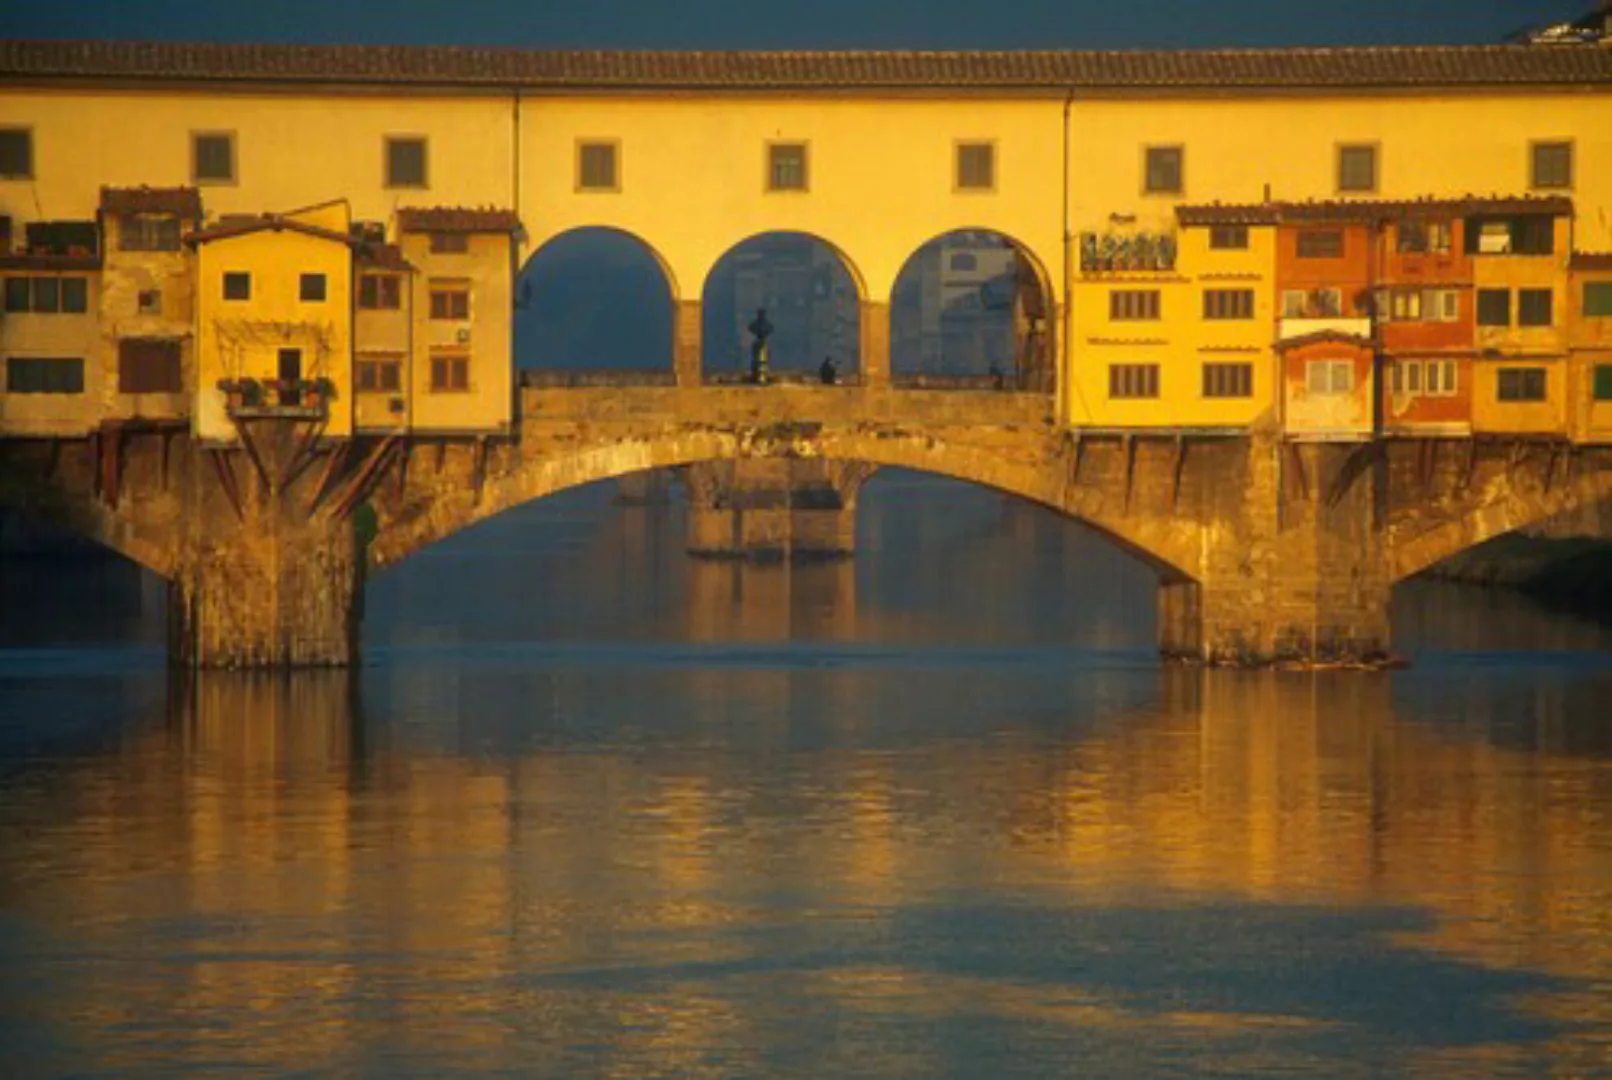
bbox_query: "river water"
[2,472,1611,1078]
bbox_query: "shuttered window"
[118,339,182,393]
[1108,363,1160,399]
[1109,290,1161,320]
[7,357,84,393]
[1202,289,1254,320]
[1497,367,1547,402]
[1202,362,1252,398]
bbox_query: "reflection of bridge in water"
[9,663,1612,1074]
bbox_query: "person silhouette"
[819,356,838,385]
[747,307,774,384]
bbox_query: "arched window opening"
[514,228,675,386]
[891,230,1053,391]
[701,232,861,384]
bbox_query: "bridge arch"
[368,428,1203,584]
[514,226,681,374]
[699,231,867,381]
[889,228,1056,392]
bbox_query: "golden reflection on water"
[5,661,1612,1076]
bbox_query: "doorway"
[277,348,302,406]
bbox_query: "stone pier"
[168,416,368,669]
[1158,437,1391,665]
[681,459,876,560]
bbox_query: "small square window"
[60,277,87,314]
[429,285,470,320]
[192,132,235,184]
[31,278,59,313]
[1296,229,1344,259]
[1337,144,1377,193]
[300,273,327,302]
[1531,141,1572,190]
[359,274,401,310]
[768,143,808,192]
[430,353,470,391]
[386,136,428,188]
[1594,364,1612,401]
[1497,367,1547,402]
[1517,288,1553,327]
[0,128,33,179]
[956,142,995,191]
[1202,288,1254,320]
[1202,362,1253,398]
[1585,281,1612,317]
[429,232,469,254]
[1208,225,1248,250]
[1143,146,1182,194]
[223,272,251,301]
[138,289,162,315]
[1476,288,1510,326]
[577,141,619,191]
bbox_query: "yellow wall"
[1571,270,1612,441]
[194,228,353,442]
[400,232,513,435]
[1472,358,1568,435]
[0,87,514,227]
[0,273,103,436]
[516,96,1068,306]
[1471,221,1571,356]
[354,271,413,432]
[1065,93,1612,246]
[1,79,1610,441]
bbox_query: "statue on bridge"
[748,307,774,384]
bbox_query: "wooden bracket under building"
[306,442,354,516]
[97,425,123,510]
[329,434,401,521]
[435,438,448,475]
[395,438,411,497]
[207,448,244,522]
[1170,434,1188,513]
[1462,438,1480,492]
[1122,434,1137,514]
[1288,442,1310,503]
[472,437,489,502]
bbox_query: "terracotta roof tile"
[396,206,521,234]
[357,242,414,271]
[100,185,203,218]
[1179,194,1573,227]
[4,40,1612,91]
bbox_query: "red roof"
[186,215,353,246]
[357,243,414,271]
[396,207,521,234]
[1180,194,1574,227]
[100,185,202,219]
[4,40,1612,91]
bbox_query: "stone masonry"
[6,384,1612,668]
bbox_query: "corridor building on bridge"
[4,38,1612,668]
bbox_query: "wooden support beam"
[1071,431,1085,486]
[1462,438,1479,492]
[1288,442,1310,503]
[307,441,353,516]
[208,449,244,522]
[1170,434,1188,513]
[1122,433,1136,514]
[435,438,447,475]
[279,420,325,496]
[472,436,488,502]
[236,422,272,494]
[329,434,401,521]
[99,425,123,510]
[160,429,174,491]
[395,438,411,497]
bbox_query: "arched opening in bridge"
[890,230,1054,391]
[514,227,676,384]
[701,232,862,383]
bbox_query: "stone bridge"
[3,384,1611,667]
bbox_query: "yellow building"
[0,221,101,437]
[1470,211,1573,437]
[190,202,354,443]
[1570,252,1612,442]
[395,207,518,436]
[2,40,1612,441]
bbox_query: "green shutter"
[1594,365,1612,402]
[1585,282,1612,318]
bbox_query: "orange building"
[1274,210,1377,441]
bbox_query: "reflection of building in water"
[14,666,1612,1072]
[715,236,859,373]
[684,559,857,642]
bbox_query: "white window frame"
[1305,358,1355,396]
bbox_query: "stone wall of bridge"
[6,385,1612,668]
